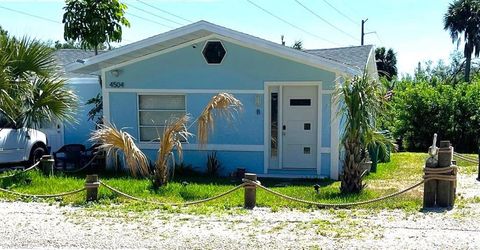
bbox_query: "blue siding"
[321,94,331,147]
[109,92,139,137]
[64,83,100,146]
[143,149,263,176]
[186,93,263,145]
[321,153,331,176]
[105,40,336,90]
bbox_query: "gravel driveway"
[0,174,479,249]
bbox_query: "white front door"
[39,121,64,153]
[281,86,318,169]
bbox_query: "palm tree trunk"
[465,52,471,83]
[340,139,364,193]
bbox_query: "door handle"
[282,125,286,130]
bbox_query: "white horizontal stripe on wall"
[139,143,330,153]
[138,143,264,152]
[106,88,264,94]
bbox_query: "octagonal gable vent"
[202,41,226,64]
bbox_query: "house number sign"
[109,81,124,88]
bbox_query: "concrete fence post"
[85,175,99,202]
[40,155,54,176]
[244,173,257,209]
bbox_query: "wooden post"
[85,175,99,202]
[40,155,54,176]
[437,141,454,207]
[423,176,437,208]
[423,158,437,208]
[244,173,257,209]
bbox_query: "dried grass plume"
[154,115,192,187]
[90,122,150,177]
[197,93,243,146]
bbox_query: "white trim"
[257,174,328,179]
[263,84,269,174]
[101,70,110,123]
[317,85,323,175]
[106,88,264,94]
[215,34,354,75]
[330,75,341,180]
[138,143,263,152]
[265,81,323,87]
[201,40,227,65]
[67,21,359,75]
[278,85,283,169]
[67,78,99,85]
[102,35,216,72]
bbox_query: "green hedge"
[390,81,480,152]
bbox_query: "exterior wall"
[63,79,100,146]
[104,38,339,178]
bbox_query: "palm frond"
[22,76,78,128]
[154,115,192,187]
[90,122,150,177]
[197,93,243,146]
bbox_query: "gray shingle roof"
[54,49,98,78]
[305,45,373,71]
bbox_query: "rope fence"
[453,152,478,164]
[0,187,85,198]
[100,180,245,206]
[0,161,40,179]
[0,151,463,208]
[60,155,99,173]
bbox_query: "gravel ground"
[0,174,479,249]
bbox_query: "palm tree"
[0,35,78,129]
[444,0,480,82]
[335,72,391,193]
[375,47,398,81]
[91,93,242,189]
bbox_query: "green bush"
[390,80,480,152]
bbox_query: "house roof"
[54,49,98,79]
[305,45,374,72]
[66,20,367,76]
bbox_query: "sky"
[0,0,458,75]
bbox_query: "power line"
[126,12,175,29]
[0,4,60,24]
[294,0,358,42]
[321,0,358,27]
[128,3,184,26]
[246,0,340,46]
[136,0,193,24]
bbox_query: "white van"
[0,126,48,166]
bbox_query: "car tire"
[29,146,47,165]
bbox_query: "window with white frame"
[138,94,186,142]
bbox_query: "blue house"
[67,21,377,180]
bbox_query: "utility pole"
[361,19,368,46]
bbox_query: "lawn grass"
[0,152,477,213]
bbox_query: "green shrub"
[391,80,480,152]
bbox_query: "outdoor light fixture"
[110,70,120,77]
[313,184,320,194]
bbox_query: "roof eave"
[66,20,358,75]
